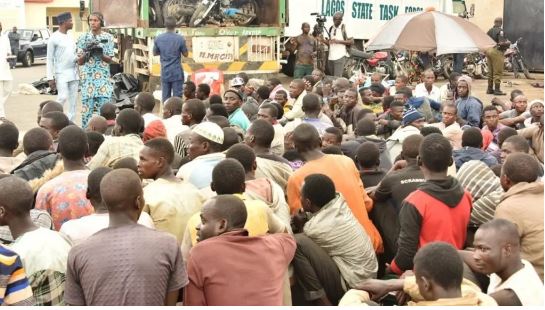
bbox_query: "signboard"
[192,37,237,63]
[285,0,455,40]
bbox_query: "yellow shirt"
[186,194,273,246]
[143,178,204,243]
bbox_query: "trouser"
[291,234,345,305]
[294,64,314,79]
[57,80,79,122]
[82,97,111,129]
[162,80,183,104]
[10,48,18,68]
[453,53,465,73]
[485,47,504,85]
[327,57,347,77]
[0,80,13,118]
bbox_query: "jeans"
[294,64,314,79]
[327,57,347,77]
[162,80,183,103]
[57,80,79,122]
[453,53,465,74]
[291,233,345,304]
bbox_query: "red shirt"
[184,230,295,306]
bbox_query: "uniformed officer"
[485,17,510,95]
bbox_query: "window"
[40,29,50,39]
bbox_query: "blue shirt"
[228,108,250,132]
[456,96,482,128]
[153,32,188,82]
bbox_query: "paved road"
[4,61,544,134]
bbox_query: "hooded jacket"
[341,135,393,171]
[11,150,60,181]
[390,177,472,274]
[244,178,292,233]
[453,146,498,170]
[495,181,544,281]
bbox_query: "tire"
[281,53,295,77]
[150,0,164,27]
[235,0,258,26]
[189,3,210,27]
[22,50,32,67]
[517,57,532,79]
[442,57,453,79]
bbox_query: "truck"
[87,0,286,88]
[87,0,470,83]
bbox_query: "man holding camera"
[327,12,353,77]
[47,12,79,122]
[76,12,114,128]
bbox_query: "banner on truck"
[285,0,454,40]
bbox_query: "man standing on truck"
[77,12,114,129]
[7,27,19,69]
[47,12,79,123]
[0,21,13,120]
[153,16,189,104]
[327,12,353,77]
[288,23,316,79]
[486,17,510,96]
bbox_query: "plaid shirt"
[86,134,144,169]
[29,270,66,306]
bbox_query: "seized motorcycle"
[442,52,488,79]
[184,0,259,27]
[504,37,532,79]
[344,49,396,80]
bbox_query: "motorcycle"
[187,0,258,27]
[343,49,396,80]
[442,52,489,79]
[504,37,532,79]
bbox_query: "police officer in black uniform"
[485,17,510,95]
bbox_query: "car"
[15,28,51,67]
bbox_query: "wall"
[0,0,25,29]
[464,0,503,32]
[24,0,89,35]
[503,0,543,71]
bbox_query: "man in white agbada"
[46,12,79,122]
[0,21,13,120]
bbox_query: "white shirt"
[162,115,189,144]
[414,83,441,103]
[328,24,349,61]
[0,33,12,81]
[59,213,155,245]
[46,31,78,82]
[488,259,544,306]
[143,112,161,127]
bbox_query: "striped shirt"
[457,160,503,225]
[0,245,34,306]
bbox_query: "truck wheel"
[281,53,295,77]
[22,51,33,67]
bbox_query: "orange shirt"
[287,154,383,252]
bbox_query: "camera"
[83,38,108,63]
[311,13,327,36]
[311,12,327,24]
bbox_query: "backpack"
[329,23,351,54]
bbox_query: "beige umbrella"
[366,10,496,55]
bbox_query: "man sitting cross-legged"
[291,174,378,306]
